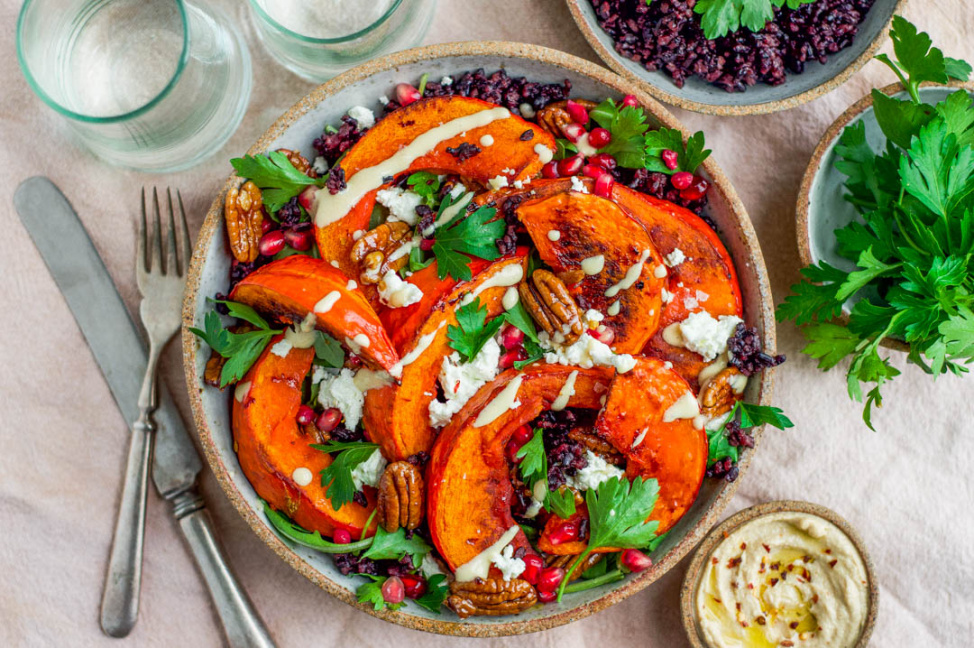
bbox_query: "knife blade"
[15,176,275,648]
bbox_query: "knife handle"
[172,490,277,648]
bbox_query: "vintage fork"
[100,188,191,637]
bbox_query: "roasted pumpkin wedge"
[233,337,377,539]
[594,357,707,534]
[229,255,399,374]
[364,251,528,461]
[314,96,554,276]
[515,188,665,354]
[427,364,614,571]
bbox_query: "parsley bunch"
[311,440,380,510]
[189,301,282,387]
[446,297,546,367]
[231,151,323,214]
[707,402,794,465]
[777,17,974,428]
[516,428,577,519]
[685,0,815,40]
[430,198,506,281]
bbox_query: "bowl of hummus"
[681,501,877,648]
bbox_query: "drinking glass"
[17,0,252,172]
[248,0,436,83]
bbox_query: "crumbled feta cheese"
[347,105,375,129]
[584,309,605,328]
[448,182,467,199]
[568,451,625,491]
[440,75,454,86]
[488,175,509,191]
[377,270,423,308]
[312,156,329,175]
[677,311,743,361]
[695,290,710,303]
[376,187,424,225]
[378,95,390,106]
[570,176,589,194]
[316,368,365,429]
[684,297,699,310]
[661,288,674,304]
[492,544,526,581]
[429,338,503,428]
[270,339,293,357]
[350,449,387,491]
[542,332,636,374]
[420,555,445,579]
[664,248,686,267]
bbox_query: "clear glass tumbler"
[248,0,437,83]
[17,0,252,172]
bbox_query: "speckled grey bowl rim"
[564,0,906,117]
[180,40,777,637]
[680,500,878,648]
[796,80,974,352]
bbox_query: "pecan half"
[276,148,316,178]
[536,99,598,140]
[447,578,538,618]
[203,350,226,388]
[568,428,625,466]
[225,181,264,263]
[350,221,413,285]
[545,553,604,582]
[700,367,744,418]
[376,461,424,532]
[519,270,584,345]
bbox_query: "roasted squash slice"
[233,337,376,539]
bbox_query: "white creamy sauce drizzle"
[607,301,621,317]
[698,352,728,385]
[654,264,668,279]
[389,323,445,379]
[388,235,420,263]
[605,249,652,298]
[663,392,701,422]
[662,322,685,347]
[460,264,524,305]
[474,375,523,428]
[480,134,494,147]
[352,368,394,392]
[551,370,579,412]
[730,373,748,394]
[353,333,370,348]
[581,254,605,275]
[547,229,561,241]
[315,106,512,227]
[575,132,599,157]
[534,143,553,164]
[285,312,318,349]
[346,279,358,291]
[454,525,521,582]
[427,190,474,235]
[502,286,520,311]
[234,381,251,403]
[291,467,313,487]
[313,290,342,314]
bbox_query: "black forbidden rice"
[591,0,874,93]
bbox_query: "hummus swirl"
[695,512,868,648]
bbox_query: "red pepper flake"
[824,548,832,554]
[770,562,781,571]
[740,621,749,628]
[780,571,788,581]
[782,641,795,647]
[755,616,767,626]
[803,568,812,581]
[736,602,742,612]
[762,543,771,553]
[829,559,838,569]
[727,557,742,569]
[789,622,800,630]
[770,578,779,587]
[712,557,719,565]
[740,542,747,551]
[787,564,795,572]
[802,555,811,563]
[747,583,754,590]
[812,594,820,604]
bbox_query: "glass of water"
[248,0,436,83]
[17,0,252,172]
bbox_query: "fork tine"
[164,188,178,275]
[177,190,192,276]
[137,187,147,275]
[150,187,163,274]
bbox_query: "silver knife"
[15,177,276,648]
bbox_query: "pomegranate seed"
[316,408,342,433]
[557,155,584,177]
[566,100,590,125]
[561,122,586,143]
[521,554,544,585]
[505,439,523,464]
[512,424,534,446]
[499,347,527,369]
[295,405,315,426]
[582,164,607,179]
[382,576,405,604]
[346,355,363,369]
[501,325,525,350]
[298,185,318,213]
[588,127,612,148]
[400,574,428,599]
[537,566,565,593]
[588,326,615,346]
[333,529,352,544]
[621,94,639,107]
[395,83,421,106]
[671,171,693,190]
[261,219,274,234]
[661,149,679,171]
[680,176,710,201]
[258,230,285,257]
[541,160,560,178]
[419,238,435,251]
[538,590,557,603]
[284,226,314,251]
[547,520,580,545]
[621,548,653,573]
[588,153,617,171]
[594,173,615,198]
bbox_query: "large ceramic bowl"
[181,41,777,636]
[565,0,904,116]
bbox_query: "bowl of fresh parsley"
[566,0,904,116]
[785,16,973,428]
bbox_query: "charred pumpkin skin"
[594,357,707,534]
[427,364,614,571]
[314,96,554,277]
[364,251,529,461]
[232,337,377,539]
[516,190,664,354]
[228,255,400,374]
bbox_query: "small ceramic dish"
[182,41,777,636]
[796,81,974,350]
[564,0,904,116]
[680,500,878,648]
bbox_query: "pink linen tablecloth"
[2,0,972,646]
